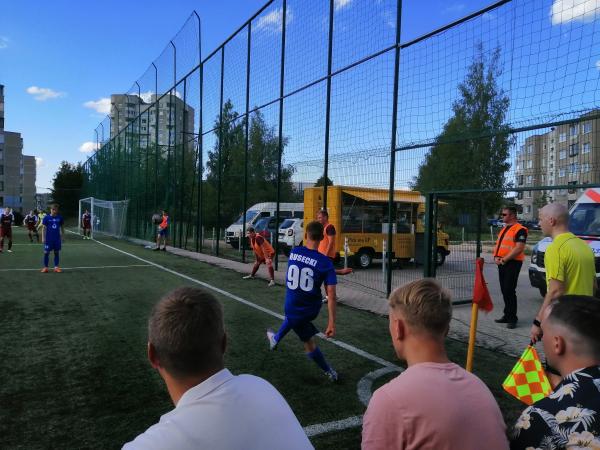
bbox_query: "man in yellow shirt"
[531,203,596,343]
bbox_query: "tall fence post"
[152,62,159,213]
[386,0,403,297]
[196,60,204,252]
[216,46,225,256]
[242,22,252,262]
[322,0,335,211]
[424,192,435,278]
[274,0,288,271]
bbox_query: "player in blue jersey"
[266,221,339,381]
[41,204,65,273]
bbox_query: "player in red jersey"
[81,210,92,239]
[23,210,40,243]
[0,207,15,253]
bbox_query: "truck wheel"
[355,249,373,269]
[436,248,446,266]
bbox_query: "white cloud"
[26,86,65,101]
[83,97,111,114]
[596,60,600,70]
[79,141,100,154]
[138,91,154,103]
[334,0,353,11]
[255,7,293,33]
[0,36,9,49]
[35,157,45,169]
[551,0,600,25]
[442,3,466,14]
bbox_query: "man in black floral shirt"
[511,295,600,449]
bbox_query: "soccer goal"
[78,197,129,239]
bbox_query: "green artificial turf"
[0,227,523,449]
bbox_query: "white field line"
[79,233,404,438]
[304,416,363,438]
[0,264,152,272]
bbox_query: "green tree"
[314,175,334,187]
[51,161,84,218]
[413,44,512,222]
[205,100,297,226]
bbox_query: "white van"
[277,218,304,256]
[225,202,304,249]
[529,188,600,296]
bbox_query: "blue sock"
[54,251,60,267]
[274,318,293,343]
[307,347,331,373]
[43,253,49,267]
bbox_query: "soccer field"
[1,227,522,449]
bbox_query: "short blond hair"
[389,279,452,335]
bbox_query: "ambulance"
[529,188,600,296]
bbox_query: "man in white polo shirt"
[123,286,313,450]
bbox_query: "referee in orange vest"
[493,206,528,329]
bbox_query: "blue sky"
[1,0,598,192]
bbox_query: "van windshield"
[280,219,295,229]
[569,203,600,237]
[234,210,259,225]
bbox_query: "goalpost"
[78,197,129,239]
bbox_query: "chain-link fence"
[83,0,600,299]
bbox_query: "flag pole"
[466,302,478,372]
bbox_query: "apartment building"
[515,112,599,220]
[0,84,37,212]
[109,93,194,150]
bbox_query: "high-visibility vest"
[494,223,527,261]
[318,223,337,258]
[160,215,169,229]
[252,235,274,260]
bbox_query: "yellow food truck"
[304,186,450,269]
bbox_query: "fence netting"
[83,0,600,298]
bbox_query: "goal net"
[78,197,129,239]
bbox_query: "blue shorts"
[44,241,61,252]
[158,227,169,237]
[281,316,319,342]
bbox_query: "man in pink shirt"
[362,279,509,450]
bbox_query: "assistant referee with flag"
[493,206,527,329]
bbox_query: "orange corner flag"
[473,257,493,312]
[502,345,552,405]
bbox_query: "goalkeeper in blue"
[267,220,339,381]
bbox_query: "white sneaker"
[326,368,338,382]
[7,250,12,253]
[242,275,254,280]
[266,329,278,350]
[267,279,275,287]
[322,296,328,304]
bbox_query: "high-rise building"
[515,112,600,220]
[109,93,194,150]
[0,84,37,212]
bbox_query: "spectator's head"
[541,296,600,375]
[148,287,226,384]
[50,204,59,216]
[162,210,168,216]
[539,203,569,237]
[316,209,329,225]
[501,206,518,224]
[305,221,324,243]
[388,279,452,362]
[29,210,34,215]
[246,226,256,238]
